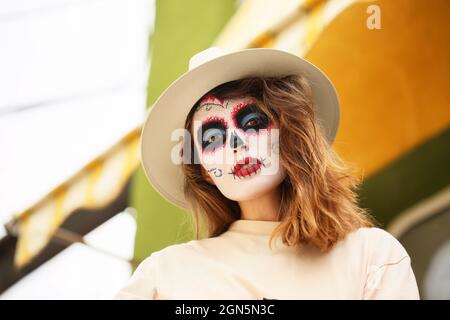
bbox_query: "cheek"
[201,142,226,157]
[192,136,228,174]
[245,126,277,155]
[205,166,225,179]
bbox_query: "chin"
[225,189,268,202]
[218,173,286,202]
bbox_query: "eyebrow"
[198,95,226,110]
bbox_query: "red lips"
[232,156,262,178]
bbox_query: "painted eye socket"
[235,104,270,132]
[198,121,227,152]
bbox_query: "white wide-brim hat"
[141,47,340,210]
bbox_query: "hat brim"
[141,48,340,210]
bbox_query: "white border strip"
[387,185,450,238]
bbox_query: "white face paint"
[191,95,286,202]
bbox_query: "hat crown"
[188,47,228,70]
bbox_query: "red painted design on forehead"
[199,95,225,107]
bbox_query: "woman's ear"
[200,166,215,185]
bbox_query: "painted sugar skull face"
[190,95,286,201]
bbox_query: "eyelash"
[233,105,270,132]
[199,117,228,154]
[243,117,260,129]
[201,116,228,129]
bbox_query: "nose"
[229,130,244,149]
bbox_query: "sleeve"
[362,228,420,300]
[113,254,159,300]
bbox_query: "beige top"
[114,220,420,300]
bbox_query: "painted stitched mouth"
[232,156,262,178]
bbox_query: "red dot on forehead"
[199,95,224,106]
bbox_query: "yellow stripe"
[85,159,104,206]
[304,0,324,11]
[305,0,327,49]
[12,128,142,268]
[121,134,140,185]
[51,185,66,232]
[248,0,327,49]
[15,214,31,268]
[249,32,275,48]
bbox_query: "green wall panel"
[360,126,450,227]
[131,0,236,264]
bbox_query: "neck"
[238,188,281,221]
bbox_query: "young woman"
[115,47,420,299]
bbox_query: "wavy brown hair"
[181,75,376,252]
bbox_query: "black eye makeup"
[197,117,228,153]
[233,103,270,132]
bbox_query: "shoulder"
[343,227,411,267]
[347,226,399,242]
[138,236,223,267]
[349,228,420,299]
[352,227,408,254]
